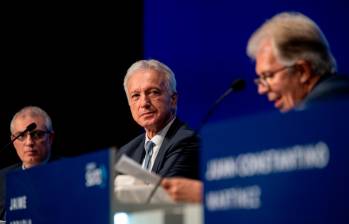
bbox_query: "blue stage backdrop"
[144,0,349,129]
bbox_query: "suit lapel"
[134,136,146,164]
[151,118,182,173]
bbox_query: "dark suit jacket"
[299,74,349,109]
[0,163,21,220]
[117,118,200,180]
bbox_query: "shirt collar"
[145,117,176,147]
[22,154,50,170]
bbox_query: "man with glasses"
[0,106,55,220]
[247,12,349,112]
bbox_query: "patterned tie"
[143,141,155,170]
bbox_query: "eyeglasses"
[254,65,294,89]
[12,130,51,142]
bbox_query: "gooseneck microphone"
[145,79,246,204]
[196,79,246,132]
[1,122,37,151]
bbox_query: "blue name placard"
[201,101,349,224]
[5,149,115,224]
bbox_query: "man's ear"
[295,60,313,84]
[49,131,55,145]
[171,92,178,106]
[170,92,178,113]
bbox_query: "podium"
[201,101,349,224]
[5,149,202,224]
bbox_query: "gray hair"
[123,59,177,100]
[10,106,53,134]
[247,12,337,76]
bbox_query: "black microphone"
[1,122,37,151]
[195,79,246,132]
[144,79,246,204]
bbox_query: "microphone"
[1,122,37,151]
[195,79,246,132]
[144,79,246,204]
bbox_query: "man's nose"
[140,94,151,107]
[257,84,269,95]
[23,134,34,145]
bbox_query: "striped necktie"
[143,141,154,170]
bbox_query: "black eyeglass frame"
[11,130,52,142]
[254,65,295,89]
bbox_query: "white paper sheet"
[115,154,160,184]
[114,154,174,204]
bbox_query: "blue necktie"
[143,141,154,170]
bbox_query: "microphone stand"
[195,79,245,133]
[145,176,163,204]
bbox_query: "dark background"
[1,1,349,169]
[0,2,144,168]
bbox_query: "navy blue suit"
[117,118,200,180]
[299,74,349,109]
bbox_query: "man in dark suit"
[0,106,55,220]
[117,59,199,180]
[246,12,349,112]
